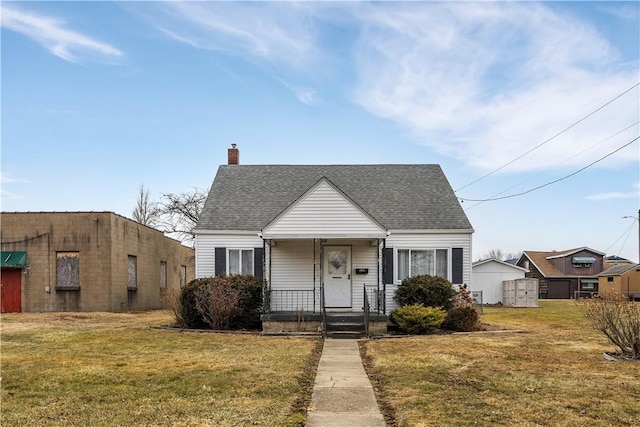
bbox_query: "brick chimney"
[228,144,239,165]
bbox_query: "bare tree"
[480,249,523,262]
[483,249,505,261]
[132,184,160,226]
[156,188,207,246]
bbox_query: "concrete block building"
[1,212,194,313]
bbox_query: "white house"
[194,146,474,332]
[472,259,529,304]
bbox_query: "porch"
[261,285,389,336]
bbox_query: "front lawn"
[362,300,640,426]
[1,311,321,426]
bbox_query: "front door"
[323,246,352,308]
[1,268,22,313]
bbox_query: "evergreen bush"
[179,279,208,329]
[390,304,446,334]
[441,306,480,332]
[393,275,456,310]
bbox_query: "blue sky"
[2,1,639,262]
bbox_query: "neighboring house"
[604,255,634,269]
[1,212,194,313]
[516,247,605,299]
[598,263,640,300]
[194,146,474,332]
[471,258,529,304]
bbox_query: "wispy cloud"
[1,172,28,184]
[136,2,319,69]
[587,183,640,201]
[0,172,27,203]
[131,2,638,173]
[0,4,123,63]
[587,191,639,201]
[279,79,317,106]
[351,2,639,172]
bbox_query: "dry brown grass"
[363,300,640,427]
[1,311,321,426]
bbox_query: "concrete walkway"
[306,339,386,427]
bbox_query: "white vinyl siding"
[262,180,386,239]
[385,231,472,312]
[195,233,262,278]
[268,239,379,312]
[350,241,379,311]
[271,240,315,291]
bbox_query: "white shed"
[472,259,529,304]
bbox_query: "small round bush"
[390,304,446,334]
[441,306,479,332]
[394,275,456,310]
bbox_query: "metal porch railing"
[364,284,382,314]
[264,289,320,313]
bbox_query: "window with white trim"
[228,249,254,275]
[397,249,448,281]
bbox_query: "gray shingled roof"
[195,165,473,232]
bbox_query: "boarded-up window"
[128,255,137,290]
[180,265,187,287]
[160,261,167,289]
[56,251,79,289]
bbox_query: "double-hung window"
[228,249,254,275]
[397,249,448,281]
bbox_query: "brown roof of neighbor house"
[520,247,604,277]
[522,251,565,277]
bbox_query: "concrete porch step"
[326,322,366,332]
[326,330,366,339]
[325,312,366,337]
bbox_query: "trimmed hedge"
[178,275,263,330]
[390,304,446,334]
[393,275,456,310]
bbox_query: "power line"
[458,135,639,203]
[455,82,640,192]
[463,121,640,210]
[616,219,637,258]
[605,217,638,255]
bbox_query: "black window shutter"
[254,247,264,280]
[215,247,226,276]
[383,247,394,284]
[452,248,463,284]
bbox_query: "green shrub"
[441,306,480,332]
[393,275,456,310]
[228,275,263,330]
[178,275,263,330]
[179,279,208,329]
[390,304,446,334]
